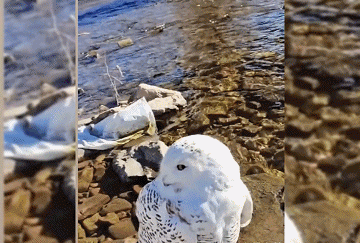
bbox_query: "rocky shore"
[3,87,77,243]
[77,45,285,242]
[286,0,360,242]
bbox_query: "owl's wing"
[240,184,253,227]
[136,181,194,243]
[223,214,241,243]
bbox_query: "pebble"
[117,38,134,48]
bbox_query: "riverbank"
[77,43,285,242]
[286,0,360,241]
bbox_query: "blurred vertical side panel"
[285,0,360,242]
[1,0,5,242]
[3,0,76,242]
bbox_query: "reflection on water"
[78,0,284,117]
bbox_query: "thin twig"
[49,2,75,84]
[104,56,120,105]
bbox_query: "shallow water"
[78,0,284,117]
[4,0,75,108]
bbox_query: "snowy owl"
[136,134,253,243]
[285,213,303,243]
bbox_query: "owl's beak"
[162,176,172,187]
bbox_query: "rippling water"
[4,0,75,108]
[78,0,284,117]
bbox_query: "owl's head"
[157,135,241,198]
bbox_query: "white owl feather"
[285,213,303,243]
[136,135,253,243]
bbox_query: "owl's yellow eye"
[177,164,186,171]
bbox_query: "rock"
[78,88,85,95]
[340,162,360,198]
[25,236,59,243]
[148,96,185,115]
[112,155,144,183]
[99,212,120,225]
[78,161,91,170]
[78,149,85,160]
[41,69,72,89]
[246,166,265,175]
[286,115,322,137]
[133,185,143,195]
[118,38,134,48]
[40,83,57,96]
[99,105,110,113]
[3,159,17,180]
[5,211,26,234]
[187,112,210,134]
[200,100,229,117]
[318,155,346,174]
[241,173,284,242]
[78,194,111,220]
[100,198,132,215]
[108,218,137,239]
[4,178,27,195]
[31,186,52,215]
[95,154,106,163]
[82,213,100,235]
[133,83,184,103]
[78,167,94,193]
[78,238,99,243]
[89,187,101,197]
[62,164,76,204]
[4,53,16,65]
[119,191,133,201]
[117,211,128,220]
[218,116,242,125]
[293,188,326,204]
[78,223,86,239]
[143,166,158,181]
[5,189,32,233]
[130,140,168,171]
[23,225,43,240]
[290,143,315,161]
[241,125,261,137]
[24,218,41,226]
